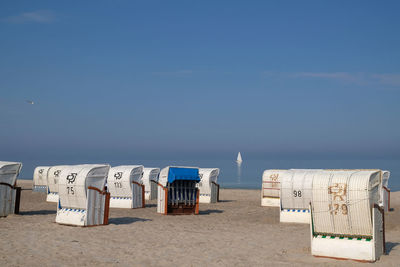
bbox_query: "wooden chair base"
[167,204,196,215]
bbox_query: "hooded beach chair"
[142,167,160,201]
[108,165,145,208]
[280,169,321,223]
[0,161,22,217]
[56,164,110,226]
[157,166,200,215]
[33,166,50,192]
[261,169,286,207]
[380,170,391,212]
[198,168,220,203]
[46,165,69,203]
[310,169,385,262]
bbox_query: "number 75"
[67,186,74,195]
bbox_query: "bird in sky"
[26,100,34,104]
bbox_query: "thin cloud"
[3,10,55,24]
[152,70,193,76]
[371,73,400,87]
[263,71,400,87]
[292,72,352,79]
[292,72,366,84]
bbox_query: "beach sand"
[1,180,399,266]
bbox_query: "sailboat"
[236,152,243,164]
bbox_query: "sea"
[17,158,400,191]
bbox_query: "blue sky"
[0,1,399,160]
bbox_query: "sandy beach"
[0,180,399,266]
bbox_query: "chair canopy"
[312,169,381,237]
[142,168,160,184]
[47,165,69,194]
[198,168,219,195]
[280,169,320,210]
[33,166,50,187]
[107,165,144,198]
[0,161,22,186]
[58,164,110,210]
[159,166,200,186]
[262,169,286,198]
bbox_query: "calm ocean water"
[16,158,400,191]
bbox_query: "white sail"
[236,152,243,163]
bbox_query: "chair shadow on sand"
[199,209,223,215]
[217,200,235,203]
[386,242,399,255]
[19,210,56,216]
[109,217,152,225]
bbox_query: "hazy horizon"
[1,1,400,161]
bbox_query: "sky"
[0,1,400,161]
